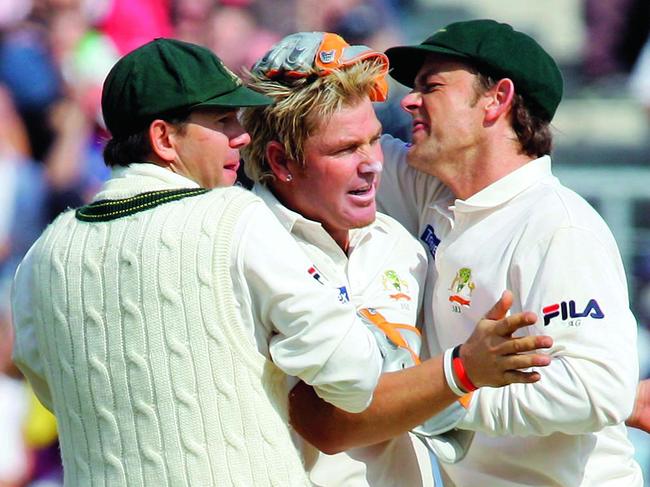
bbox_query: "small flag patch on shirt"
[308,266,325,285]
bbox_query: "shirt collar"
[95,163,200,200]
[251,183,382,242]
[251,183,302,233]
[454,155,553,213]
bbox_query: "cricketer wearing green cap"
[372,18,643,486]
[101,37,271,139]
[11,37,397,485]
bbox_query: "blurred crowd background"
[0,0,649,485]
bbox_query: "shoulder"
[528,179,612,236]
[375,211,417,238]
[184,185,264,221]
[373,212,427,256]
[200,185,261,205]
[513,178,619,257]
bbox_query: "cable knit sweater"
[16,185,309,486]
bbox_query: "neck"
[268,182,351,253]
[437,142,533,201]
[324,226,350,254]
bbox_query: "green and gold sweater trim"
[75,188,209,222]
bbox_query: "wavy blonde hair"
[241,59,386,184]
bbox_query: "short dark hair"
[474,72,553,157]
[102,112,190,168]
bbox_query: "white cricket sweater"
[13,185,310,486]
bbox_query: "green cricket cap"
[101,38,272,138]
[385,19,563,121]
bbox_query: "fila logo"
[542,299,604,326]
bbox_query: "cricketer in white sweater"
[12,163,383,486]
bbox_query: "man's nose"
[401,91,422,113]
[230,130,251,149]
[358,159,383,175]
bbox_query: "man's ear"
[266,141,293,182]
[484,78,515,123]
[148,119,178,163]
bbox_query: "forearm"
[290,294,552,452]
[289,355,456,454]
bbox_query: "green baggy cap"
[101,38,272,138]
[385,19,563,121]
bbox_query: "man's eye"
[423,83,441,93]
[216,113,236,124]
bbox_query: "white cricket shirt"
[378,135,642,486]
[253,184,435,487]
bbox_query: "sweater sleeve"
[11,245,53,411]
[233,202,383,413]
[458,226,639,436]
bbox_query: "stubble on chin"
[406,143,437,176]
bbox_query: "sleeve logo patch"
[337,286,350,304]
[420,224,440,259]
[542,299,604,326]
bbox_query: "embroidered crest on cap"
[319,49,336,64]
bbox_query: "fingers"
[496,335,553,355]
[500,352,552,370]
[483,290,513,321]
[501,370,542,385]
[494,310,538,337]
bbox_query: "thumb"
[484,290,513,320]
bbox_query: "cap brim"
[194,84,273,109]
[385,44,468,87]
[338,49,389,73]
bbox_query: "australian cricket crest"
[382,269,412,306]
[449,267,475,313]
[220,60,242,86]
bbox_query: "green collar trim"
[75,188,209,222]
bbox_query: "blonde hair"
[241,59,386,184]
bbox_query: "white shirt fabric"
[253,184,435,487]
[378,135,642,487]
[13,163,383,415]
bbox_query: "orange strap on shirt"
[358,308,421,365]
